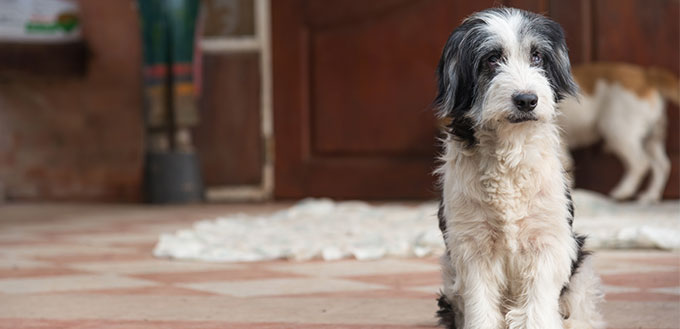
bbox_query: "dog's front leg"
[453,246,505,329]
[506,245,571,329]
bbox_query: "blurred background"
[0,0,677,203]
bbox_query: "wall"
[0,1,144,201]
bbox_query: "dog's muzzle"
[508,92,539,123]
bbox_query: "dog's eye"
[487,54,500,66]
[531,51,542,66]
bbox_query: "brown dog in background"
[558,62,679,203]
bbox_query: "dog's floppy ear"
[434,20,481,147]
[539,18,578,102]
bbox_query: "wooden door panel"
[506,0,549,13]
[550,0,590,63]
[195,53,262,186]
[273,0,500,199]
[303,0,416,28]
[594,0,679,72]
[311,1,449,156]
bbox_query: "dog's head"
[434,8,577,147]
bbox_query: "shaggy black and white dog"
[434,8,605,329]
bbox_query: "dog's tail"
[646,66,680,106]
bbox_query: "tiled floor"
[0,203,678,328]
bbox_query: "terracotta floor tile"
[269,259,440,277]
[0,240,59,246]
[628,256,680,268]
[44,285,218,296]
[0,258,52,270]
[179,278,389,297]
[67,259,243,275]
[602,270,680,289]
[39,228,138,237]
[0,274,158,294]
[0,318,68,329]
[0,295,437,325]
[602,284,641,294]
[130,268,304,284]
[0,267,86,279]
[0,232,44,243]
[0,319,437,329]
[2,223,121,235]
[342,271,442,288]
[595,256,678,275]
[649,286,680,295]
[54,232,158,246]
[0,244,138,258]
[273,289,436,300]
[33,252,153,264]
[406,285,443,295]
[606,291,680,302]
[603,301,679,329]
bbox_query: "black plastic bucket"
[144,151,203,203]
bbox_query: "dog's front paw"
[462,311,504,329]
[609,185,635,201]
[636,191,661,204]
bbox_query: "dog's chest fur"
[440,125,570,255]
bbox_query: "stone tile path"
[0,203,677,328]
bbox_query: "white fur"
[437,9,605,329]
[559,82,670,203]
[559,257,606,329]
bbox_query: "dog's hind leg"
[437,254,461,329]
[560,256,606,329]
[606,138,650,201]
[637,116,670,203]
[598,86,654,200]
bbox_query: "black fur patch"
[433,16,488,148]
[436,293,457,329]
[436,202,454,327]
[520,10,578,101]
[561,234,591,296]
[562,187,590,295]
[438,200,452,255]
[571,234,590,276]
[445,116,478,149]
[566,189,575,227]
[438,200,447,235]
[568,189,589,280]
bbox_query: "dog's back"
[560,63,677,147]
[574,63,678,105]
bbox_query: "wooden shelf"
[0,41,89,76]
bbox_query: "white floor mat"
[153,190,679,262]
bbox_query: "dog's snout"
[513,93,538,112]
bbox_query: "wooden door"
[272,0,497,199]
[272,0,679,199]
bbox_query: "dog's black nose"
[513,93,538,112]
